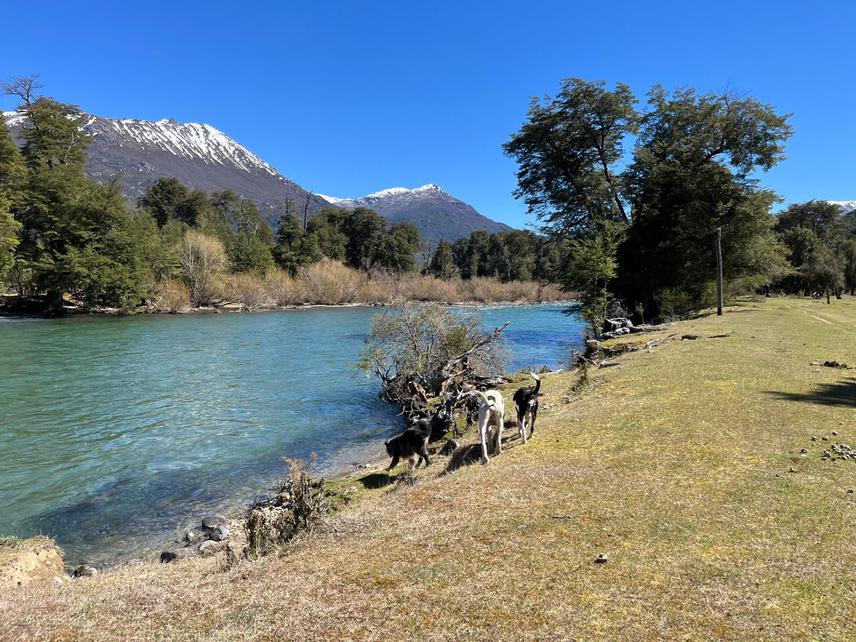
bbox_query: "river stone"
[72,565,98,578]
[160,548,196,563]
[198,539,229,556]
[202,514,228,530]
[183,530,201,544]
[208,525,230,542]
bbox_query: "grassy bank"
[4,296,856,640]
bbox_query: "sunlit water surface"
[0,304,583,564]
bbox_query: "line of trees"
[774,200,856,299]
[504,78,796,328]
[425,229,567,285]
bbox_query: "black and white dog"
[512,373,541,444]
[385,419,433,470]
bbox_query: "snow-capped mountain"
[829,200,856,214]
[318,184,511,241]
[3,110,330,225]
[4,110,511,240]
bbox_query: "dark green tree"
[275,212,320,275]
[503,78,638,234]
[429,240,455,279]
[138,178,190,227]
[373,223,421,273]
[4,81,148,310]
[618,86,792,315]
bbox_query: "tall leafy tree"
[618,86,792,314]
[430,240,455,279]
[0,118,25,282]
[4,81,147,310]
[503,78,638,235]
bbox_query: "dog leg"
[387,455,399,471]
[495,413,505,455]
[479,419,490,464]
[419,440,432,467]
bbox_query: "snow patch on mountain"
[98,118,280,176]
[2,110,28,128]
[321,184,448,207]
[3,110,279,177]
[829,200,856,213]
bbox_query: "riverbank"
[5,296,856,639]
[1,264,571,316]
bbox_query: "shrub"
[177,230,227,306]
[244,457,327,559]
[223,273,271,311]
[265,270,303,307]
[296,259,365,304]
[148,279,191,313]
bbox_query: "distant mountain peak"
[829,200,856,213]
[319,183,510,242]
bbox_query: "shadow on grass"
[768,378,856,408]
[357,472,395,489]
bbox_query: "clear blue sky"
[2,1,854,228]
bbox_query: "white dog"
[472,390,505,464]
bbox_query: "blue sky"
[2,1,854,228]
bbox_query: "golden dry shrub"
[265,270,304,307]
[398,274,461,302]
[149,279,192,313]
[360,269,401,304]
[223,273,271,311]
[297,260,366,304]
[177,230,227,307]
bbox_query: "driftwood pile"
[376,322,510,429]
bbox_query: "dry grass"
[160,261,569,311]
[7,296,854,640]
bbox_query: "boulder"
[160,547,196,563]
[0,536,65,588]
[72,565,98,578]
[208,525,230,542]
[198,539,229,557]
[201,514,228,530]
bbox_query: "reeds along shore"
[148,260,569,312]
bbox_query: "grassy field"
[3,296,856,640]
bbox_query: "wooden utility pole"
[715,227,723,316]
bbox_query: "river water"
[0,304,583,565]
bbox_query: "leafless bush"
[148,279,191,313]
[398,275,460,302]
[177,230,227,306]
[265,270,303,306]
[244,457,327,559]
[296,260,365,304]
[223,273,271,311]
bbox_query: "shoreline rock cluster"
[160,514,235,563]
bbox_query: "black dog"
[414,407,454,442]
[385,421,432,470]
[512,373,541,444]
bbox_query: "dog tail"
[530,372,541,395]
[470,390,496,409]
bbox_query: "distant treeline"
[0,79,564,313]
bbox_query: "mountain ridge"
[3,110,511,241]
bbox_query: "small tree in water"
[358,304,508,413]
